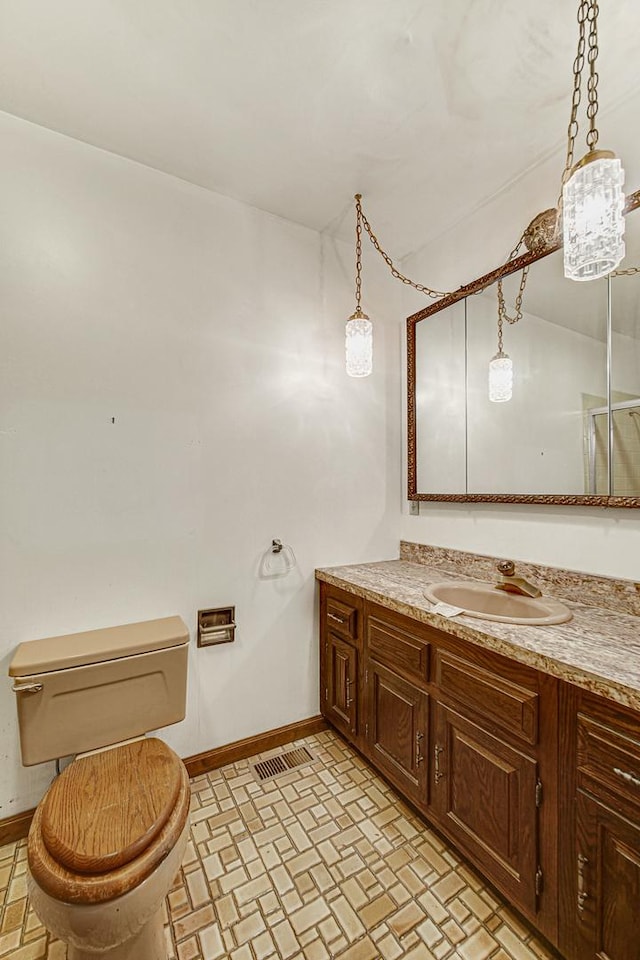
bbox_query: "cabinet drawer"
[577,713,640,808]
[326,595,359,644]
[434,649,539,746]
[367,615,429,684]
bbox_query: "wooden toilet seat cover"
[28,738,190,904]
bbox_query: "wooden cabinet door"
[432,701,539,916]
[575,790,640,960]
[367,661,428,807]
[325,634,358,738]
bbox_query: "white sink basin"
[424,581,572,625]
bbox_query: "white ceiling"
[1,0,640,259]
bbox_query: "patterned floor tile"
[0,730,558,959]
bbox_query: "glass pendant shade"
[345,309,373,378]
[563,150,625,281]
[489,351,513,403]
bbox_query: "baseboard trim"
[0,808,35,847]
[0,716,328,845]
[184,715,328,779]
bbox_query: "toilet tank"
[9,616,189,766]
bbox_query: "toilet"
[9,616,191,960]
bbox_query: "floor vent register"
[251,745,315,783]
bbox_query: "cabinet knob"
[434,744,445,783]
[416,731,424,766]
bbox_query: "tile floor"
[0,729,558,960]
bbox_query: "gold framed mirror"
[407,190,640,507]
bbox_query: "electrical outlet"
[409,501,420,516]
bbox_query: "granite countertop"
[316,558,640,712]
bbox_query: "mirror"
[408,190,640,507]
[611,216,640,497]
[414,300,466,494]
[465,255,608,496]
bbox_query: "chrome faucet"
[494,560,542,598]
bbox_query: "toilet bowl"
[10,616,191,960]
[28,820,188,960]
[27,738,190,960]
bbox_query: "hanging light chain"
[353,3,622,307]
[354,194,364,312]
[497,236,529,328]
[497,266,529,325]
[496,315,505,354]
[612,266,640,276]
[353,196,598,310]
[557,0,602,226]
[356,196,452,300]
[585,0,600,151]
[560,0,589,196]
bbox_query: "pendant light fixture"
[345,195,452,377]
[344,6,629,377]
[488,244,529,403]
[488,348,513,403]
[345,195,373,377]
[562,0,625,281]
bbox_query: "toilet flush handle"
[12,680,43,694]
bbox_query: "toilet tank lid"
[9,616,189,677]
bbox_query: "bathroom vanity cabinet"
[366,608,430,808]
[320,588,363,743]
[319,579,640,960]
[320,583,558,940]
[430,639,557,923]
[560,687,640,960]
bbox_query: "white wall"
[0,112,402,816]
[400,94,640,580]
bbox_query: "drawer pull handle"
[416,731,424,766]
[577,853,589,914]
[328,613,346,624]
[434,744,445,783]
[613,767,640,788]
[346,678,353,708]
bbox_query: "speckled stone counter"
[316,554,640,713]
